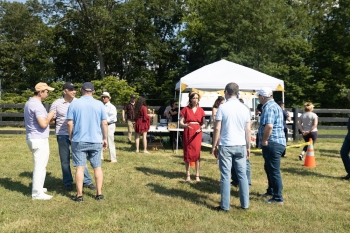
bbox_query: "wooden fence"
[0,104,349,140]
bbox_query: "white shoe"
[32,193,53,200]
[43,188,47,193]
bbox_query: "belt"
[108,122,115,125]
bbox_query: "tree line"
[0,0,350,108]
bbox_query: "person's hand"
[262,140,268,146]
[122,118,126,123]
[102,139,108,150]
[211,147,218,158]
[246,148,250,159]
[302,130,310,136]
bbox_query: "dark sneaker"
[71,195,83,202]
[299,154,304,161]
[265,199,284,205]
[95,194,104,201]
[214,206,228,212]
[64,184,73,191]
[341,174,350,180]
[84,183,96,190]
[259,192,273,197]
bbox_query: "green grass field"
[1,134,350,232]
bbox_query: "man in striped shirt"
[257,87,286,205]
[50,82,96,191]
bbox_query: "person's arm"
[211,120,221,158]
[262,123,273,146]
[245,121,251,159]
[286,111,291,122]
[37,111,55,129]
[49,103,56,126]
[67,119,73,141]
[212,108,217,122]
[101,119,108,150]
[122,109,126,122]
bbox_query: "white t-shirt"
[216,98,250,146]
[300,112,318,132]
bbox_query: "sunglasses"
[102,96,109,99]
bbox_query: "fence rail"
[0,104,349,140]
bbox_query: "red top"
[180,106,205,162]
[135,105,150,133]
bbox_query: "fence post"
[292,107,299,141]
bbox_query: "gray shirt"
[50,97,73,135]
[300,112,318,132]
[24,97,49,139]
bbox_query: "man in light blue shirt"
[50,82,96,191]
[67,82,108,202]
[212,82,251,211]
[257,87,286,205]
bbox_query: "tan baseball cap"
[35,82,55,91]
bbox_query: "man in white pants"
[24,82,56,200]
[101,92,117,163]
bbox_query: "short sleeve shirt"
[66,96,107,143]
[123,102,135,120]
[24,97,49,139]
[258,99,286,147]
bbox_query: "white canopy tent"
[175,59,284,92]
[174,59,285,153]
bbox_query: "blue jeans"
[262,141,285,202]
[219,146,249,210]
[231,159,251,186]
[340,133,350,175]
[57,135,92,185]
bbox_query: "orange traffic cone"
[304,138,316,168]
[190,162,195,167]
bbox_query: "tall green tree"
[0,0,55,92]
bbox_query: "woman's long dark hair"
[187,92,200,108]
[213,96,225,108]
[134,97,147,120]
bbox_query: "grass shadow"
[281,167,338,179]
[318,149,340,158]
[0,177,29,196]
[145,182,215,209]
[18,171,71,196]
[135,166,220,193]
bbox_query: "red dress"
[135,106,150,133]
[180,106,205,162]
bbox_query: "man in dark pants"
[50,82,96,191]
[340,92,350,180]
[257,87,286,205]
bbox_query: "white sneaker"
[32,193,53,200]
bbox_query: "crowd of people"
[24,81,350,212]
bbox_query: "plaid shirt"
[258,99,286,147]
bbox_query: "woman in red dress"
[180,91,205,182]
[134,97,151,154]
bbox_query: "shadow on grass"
[318,149,341,158]
[18,171,71,197]
[135,166,220,193]
[0,177,29,196]
[281,167,338,179]
[145,182,217,209]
